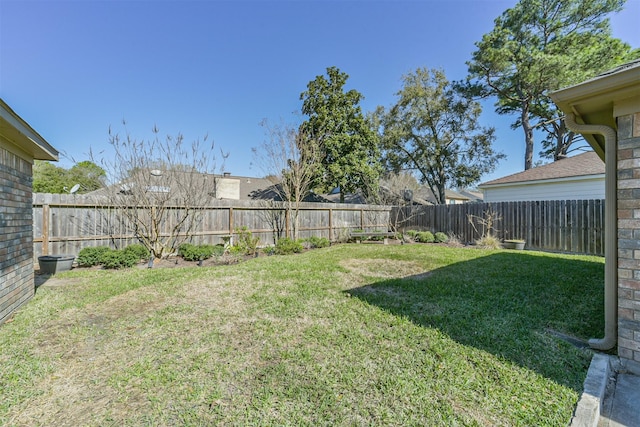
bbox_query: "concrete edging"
[570,353,614,427]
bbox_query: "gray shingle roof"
[481,152,604,187]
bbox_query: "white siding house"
[479,152,604,202]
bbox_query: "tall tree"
[377,68,504,205]
[300,66,381,202]
[33,161,67,193]
[465,0,633,169]
[67,160,106,192]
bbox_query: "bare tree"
[252,120,320,240]
[367,172,423,234]
[255,199,286,245]
[93,122,225,259]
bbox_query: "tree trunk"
[521,106,534,170]
[437,185,446,205]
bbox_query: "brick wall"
[617,112,640,375]
[0,146,34,324]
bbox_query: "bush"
[178,243,217,261]
[405,230,419,239]
[416,231,435,243]
[234,226,260,256]
[275,237,303,255]
[100,249,139,269]
[476,234,502,249]
[77,246,110,267]
[124,244,150,261]
[178,243,196,258]
[306,236,330,249]
[434,232,449,243]
[263,246,276,255]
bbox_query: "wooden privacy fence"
[392,199,605,256]
[32,193,392,259]
[33,194,606,259]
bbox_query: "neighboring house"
[321,186,473,205]
[87,171,278,201]
[0,99,58,325]
[443,189,471,204]
[479,151,604,202]
[458,189,483,203]
[550,59,640,373]
[412,188,473,205]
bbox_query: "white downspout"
[564,113,617,350]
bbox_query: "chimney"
[223,172,231,177]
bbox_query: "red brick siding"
[617,112,640,373]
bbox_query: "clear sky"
[1,0,639,185]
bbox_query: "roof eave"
[0,99,58,161]
[479,173,605,189]
[549,63,640,157]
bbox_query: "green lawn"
[0,244,603,426]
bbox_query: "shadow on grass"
[347,251,604,390]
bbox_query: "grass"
[0,245,603,426]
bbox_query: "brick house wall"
[0,146,34,324]
[0,99,57,326]
[617,112,640,374]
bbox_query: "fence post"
[328,208,333,241]
[41,203,50,256]
[229,207,234,236]
[285,208,290,239]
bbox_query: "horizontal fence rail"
[392,199,605,256]
[33,195,605,259]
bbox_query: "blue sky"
[1,0,639,185]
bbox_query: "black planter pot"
[38,255,75,274]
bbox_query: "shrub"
[434,232,449,243]
[333,227,351,243]
[124,244,150,261]
[178,243,196,258]
[405,230,419,239]
[100,249,139,269]
[179,243,217,261]
[447,233,463,246]
[77,246,110,267]
[275,237,303,255]
[416,231,435,243]
[234,226,260,256]
[476,234,502,249]
[306,236,330,249]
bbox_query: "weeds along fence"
[392,199,605,256]
[32,193,392,259]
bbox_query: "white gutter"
[564,113,617,350]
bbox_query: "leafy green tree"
[67,160,106,192]
[300,66,381,202]
[377,68,504,205]
[33,160,105,193]
[33,161,67,193]
[464,0,634,168]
